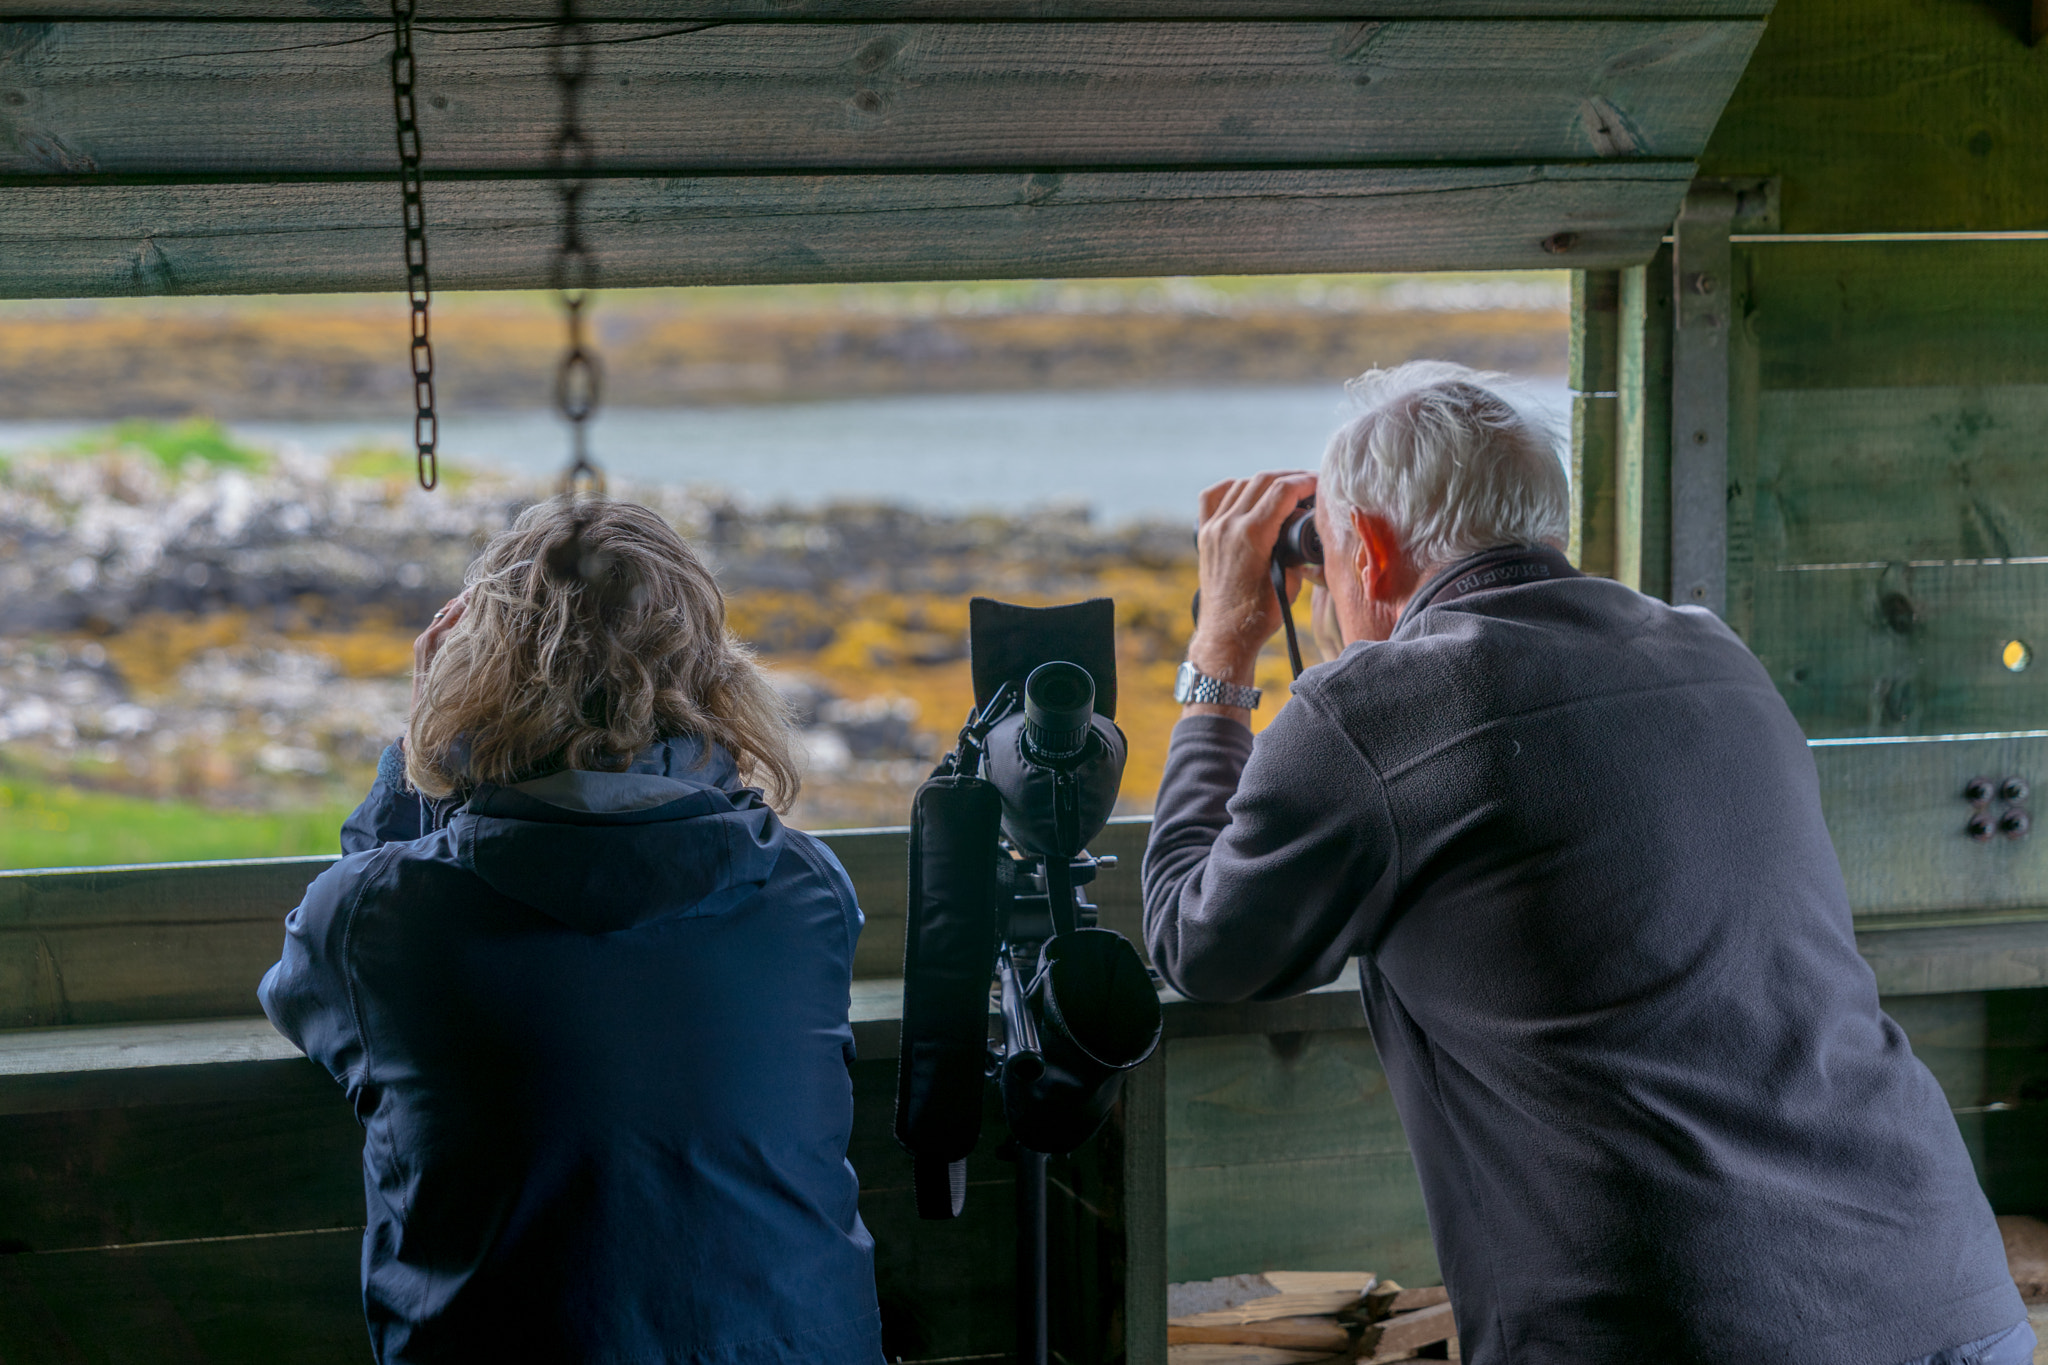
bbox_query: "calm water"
[1,380,1569,526]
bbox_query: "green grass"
[328,443,474,487]
[0,779,352,871]
[60,418,270,472]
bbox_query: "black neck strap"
[1401,545,1582,625]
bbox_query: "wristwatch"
[1174,661,1262,710]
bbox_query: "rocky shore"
[0,435,1208,834]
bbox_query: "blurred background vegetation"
[0,273,1565,869]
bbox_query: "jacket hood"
[455,735,783,933]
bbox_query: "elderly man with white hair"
[1142,362,2029,1365]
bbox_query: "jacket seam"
[339,843,398,1093]
[788,830,860,965]
[1287,686,1404,921]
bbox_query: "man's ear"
[1353,510,1408,603]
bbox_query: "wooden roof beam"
[0,164,1694,296]
[0,0,1775,18]
[0,20,1764,178]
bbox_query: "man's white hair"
[1319,361,1570,573]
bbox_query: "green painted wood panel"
[1858,919,2048,995]
[1569,269,1621,394]
[1733,242,2048,739]
[1698,0,2048,233]
[0,1229,367,1365]
[1755,563,2048,738]
[1879,988,2048,1215]
[0,1057,361,1254]
[1617,246,1673,599]
[0,826,925,1027]
[1754,386,2048,566]
[0,0,1780,16]
[1570,269,1622,579]
[0,165,1695,299]
[0,21,1762,176]
[0,856,333,1029]
[1817,737,2048,921]
[1746,242,2048,393]
[1162,1030,1439,1287]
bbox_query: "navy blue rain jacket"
[259,738,884,1365]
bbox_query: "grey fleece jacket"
[1143,555,2021,1365]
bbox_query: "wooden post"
[1669,184,1738,615]
[1617,247,1674,601]
[1121,1054,1169,1365]
[1569,270,1621,579]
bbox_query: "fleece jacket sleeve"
[1140,698,1397,1003]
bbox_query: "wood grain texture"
[0,1015,297,1077]
[0,1062,361,1253]
[1162,1030,1439,1287]
[0,21,1762,176]
[0,165,1697,298]
[1746,381,2048,732]
[0,1229,367,1364]
[0,855,332,1029]
[1858,920,2048,995]
[1746,243,2048,393]
[1569,269,1621,393]
[1698,0,2048,232]
[0,828,919,1026]
[1754,562,2048,739]
[1121,1055,1171,1365]
[0,0,1780,17]
[1571,393,1619,577]
[1815,737,2048,920]
[1616,245,1672,598]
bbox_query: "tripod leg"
[1017,1148,1049,1365]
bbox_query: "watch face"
[1173,660,1197,703]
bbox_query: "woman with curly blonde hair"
[261,497,883,1365]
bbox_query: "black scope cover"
[895,774,1004,1215]
[1002,929,1163,1154]
[970,597,1116,722]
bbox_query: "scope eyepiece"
[1022,661,1095,763]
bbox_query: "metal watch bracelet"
[1174,661,1261,710]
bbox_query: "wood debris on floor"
[1166,1271,1457,1363]
[2003,1216,2048,1304]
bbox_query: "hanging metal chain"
[550,0,605,497]
[389,0,438,492]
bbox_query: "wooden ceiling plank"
[0,1,1779,18]
[0,164,1695,297]
[0,19,1764,176]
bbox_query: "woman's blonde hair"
[405,497,800,810]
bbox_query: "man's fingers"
[1196,478,1241,525]
[1242,473,1318,538]
[1214,470,1290,528]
